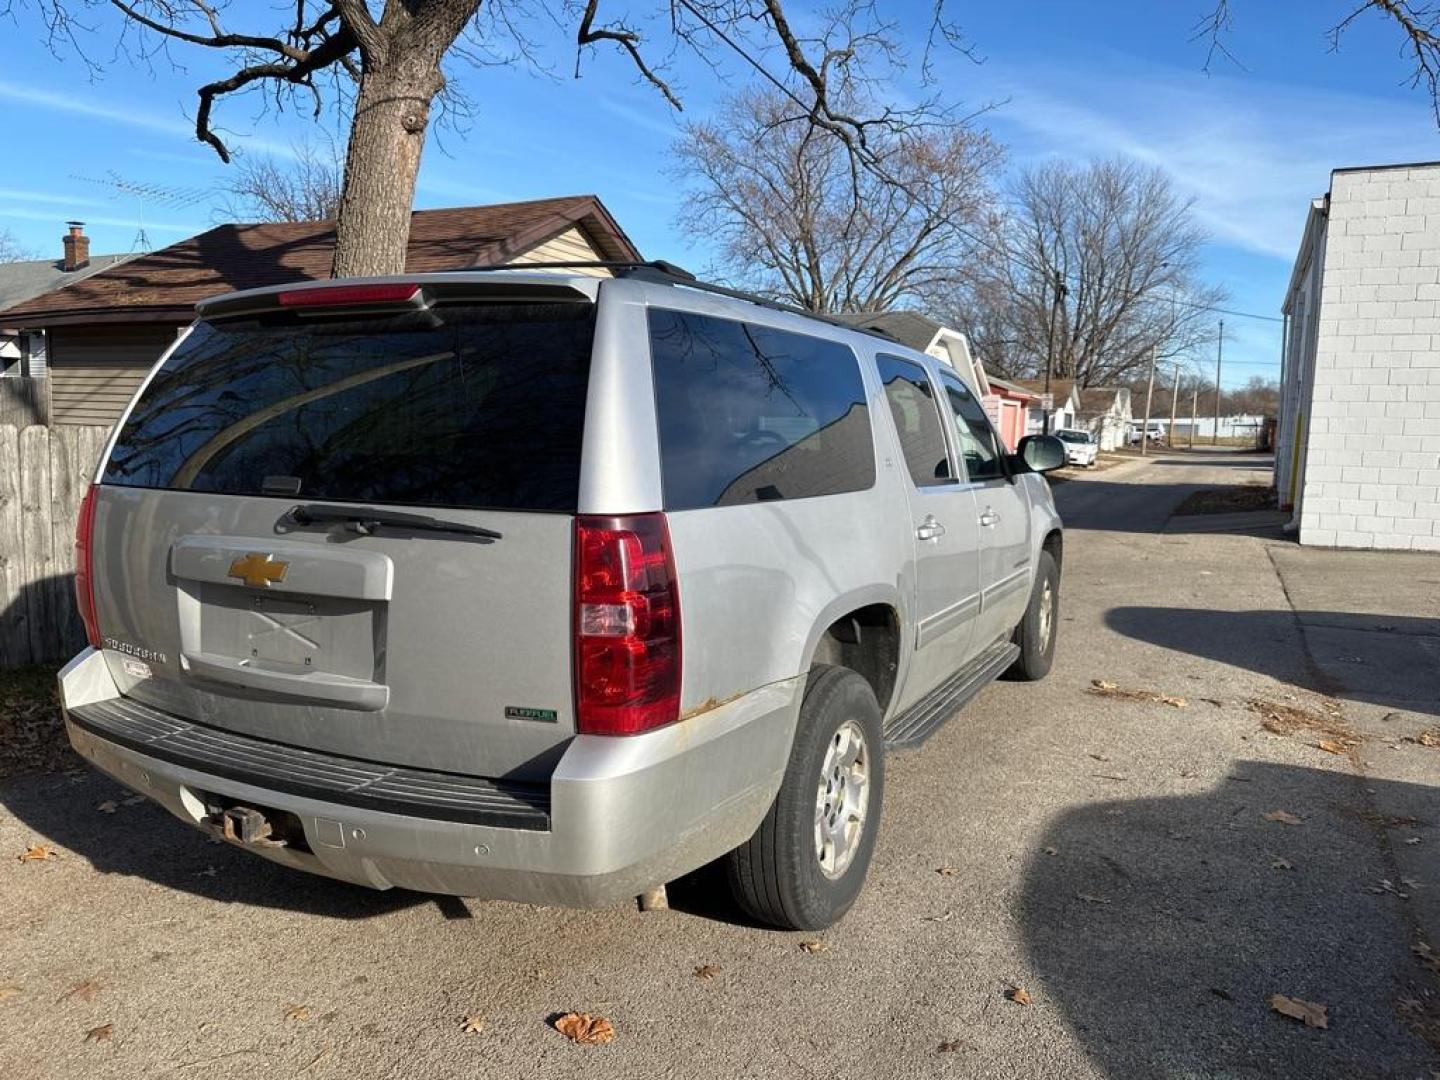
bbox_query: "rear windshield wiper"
[286,504,503,540]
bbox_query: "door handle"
[979,508,1000,528]
[915,515,946,542]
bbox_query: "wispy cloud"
[0,79,302,162]
[0,187,110,209]
[0,206,201,235]
[968,56,1439,262]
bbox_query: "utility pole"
[1042,269,1066,435]
[1189,389,1198,450]
[1168,366,1180,450]
[1213,318,1224,446]
[1141,345,1157,457]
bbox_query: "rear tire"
[725,665,884,931]
[1006,550,1059,682]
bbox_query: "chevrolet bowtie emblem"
[228,552,290,589]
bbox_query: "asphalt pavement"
[1,449,1436,1079]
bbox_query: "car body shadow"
[1106,606,1440,716]
[1021,762,1438,1078]
[0,767,426,919]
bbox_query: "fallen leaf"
[1086,679,1188,707]
[937,1039,970,1053]
[798,940,828,954]
[58,980,100,1004]
[1271,858,1294,871]
[18,845,58,863]
[1042,847,1058,856]
[1088,753,1111,762]
[1076,893,1111,905]
[1263,810,1304,826]
[0,986,21,1003]
[120,794,146,806]
[1009,987,1033,1005]
[95,801,118,814]
[693,964,721,979]
[460,1014,486,1034]
[922,911,954,923]
[283,1004,311,1022]
[84,1022,114,1043]
[554,1012,615,1045]
[1404,837,1422,846]
[935,866,961,877]
[1405,729,1440,747]
[1316,740,1349,755]
[1268,994,1328,1029]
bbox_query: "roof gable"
[0,196,639,327]
[0,253,132,316]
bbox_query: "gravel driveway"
[2,449,1436,1079]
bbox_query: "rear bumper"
[59,649,800,907]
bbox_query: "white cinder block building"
[1277,162,1440,552]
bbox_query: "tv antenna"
[71,171,213,253]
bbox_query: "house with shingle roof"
[0,196,639,427]
[0,223,131,379]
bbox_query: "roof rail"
[443,260,899,342]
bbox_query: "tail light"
[74,484,101,648]
[574,514,681,735]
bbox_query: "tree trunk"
[330,61,443,278]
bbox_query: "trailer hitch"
[209,805,287,848]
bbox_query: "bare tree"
[1198,1,1440,123]
[0,229,37,263]
[944,159,1224,388]
[221,142,343,223]
[674,87,1002,313]
[18,1,972,278]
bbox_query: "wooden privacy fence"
[0,424,111,668]
[0,377,49,428]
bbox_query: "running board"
[884,640,1020,749]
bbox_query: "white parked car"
[1127,423,1164,446]
[1054,428,1099,467]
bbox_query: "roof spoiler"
[197,275,595,321]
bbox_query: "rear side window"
[648,309,875,510]
[876,355,954,488]
[102,302,596,512]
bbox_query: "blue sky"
[2,1,1438,386]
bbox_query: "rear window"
[648,309,875,510]
[102,302,596,512]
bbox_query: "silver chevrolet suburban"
[58,264,1065,930]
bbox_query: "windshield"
[102,302,596,513]
[1055,430,1089,444]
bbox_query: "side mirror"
[1013,434,1067,474]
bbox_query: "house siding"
[48,325,180,428]
[1295,165,1440,552]
[509,227,613,275]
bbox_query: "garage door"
[48,325,182,427]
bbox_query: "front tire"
[725,665,885,930]
[1006,550,1059,681]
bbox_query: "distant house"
[1016,378,1080,434]
[983,376,1043,452]
[1075,387,1132,450]
[0,196,639,428]
[1278,162,1440,552]
[0,224,129,378]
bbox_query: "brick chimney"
[62,221,90,272]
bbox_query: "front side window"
[941,372,1005,482]
[102,302,596,512]
[648,309,875,510]
[876,355,954,488]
